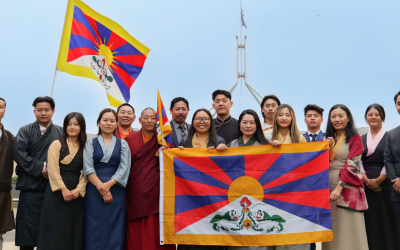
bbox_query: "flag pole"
[50,67,57,97]
[51,0,70,97]
[240,0,243,95]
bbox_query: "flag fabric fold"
[160,142,333,246]
[241,7,247,29]
[157,91,173,147]
[57,0,150,107]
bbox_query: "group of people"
[0,89,400,250]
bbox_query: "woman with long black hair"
[227,109,269,250]
[228,109,269,148]
[322,104,368,250]
[38,112,87,250]
[179,108,226,150]
[178,108,226,250]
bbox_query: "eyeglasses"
[194,117,210,123]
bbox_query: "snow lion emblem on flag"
[160,142,333,246]
[210,196,286,233]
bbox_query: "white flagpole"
[240,0,243,95]
[51,0,70,97]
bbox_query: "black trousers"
[393,202,400,232]
[20,247,34,250]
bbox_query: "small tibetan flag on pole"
[156,91,173,147]
[55,0,150,107]
[241,6,247,29]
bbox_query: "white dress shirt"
[306,130,322,141]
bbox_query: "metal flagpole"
[51,0,70,97]
[209,0,265,117]
[240,0,243,95]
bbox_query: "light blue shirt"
[83,135,131,187]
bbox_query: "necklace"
[68,138,79,148]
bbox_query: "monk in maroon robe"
[125,108,175,250]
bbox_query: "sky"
[1,0,399,135]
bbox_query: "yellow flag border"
[56,0,150,107]
[161,142,333,246]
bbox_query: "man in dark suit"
[303,104,325,250]
[169,97,190,147]
[384,90,400,231]
[303,104,325,142]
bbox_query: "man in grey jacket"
[384,90,400,231]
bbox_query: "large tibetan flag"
[160,142,333,246]
[57,0,150,107]
[157,91,173,147]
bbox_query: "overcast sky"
[1,0,399,135]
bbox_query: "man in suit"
[384,90,400,231]
[303,104,325,143]
[169,97,190,147]
[303,104,325,250]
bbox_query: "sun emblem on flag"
[95,37,119,73]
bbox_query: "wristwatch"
[338,181,347,187]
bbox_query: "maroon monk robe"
[125,129,175,250]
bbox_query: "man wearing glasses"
[212,90,238,145]
[260,95,281,138]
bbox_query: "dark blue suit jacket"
[171,121,191,148]
[303,131,325,142]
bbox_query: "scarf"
[192,133,209,149]
[329,132,346,162]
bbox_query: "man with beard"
[125,108,175,250]
[169,97,190,147]
[0,98,15,250]
[13,96,62,250]
[115,103,136,140]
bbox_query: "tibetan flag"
[57,0,150,107]
[160,142,333,246]
[241,7,247,29]
[157,91,173,147]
